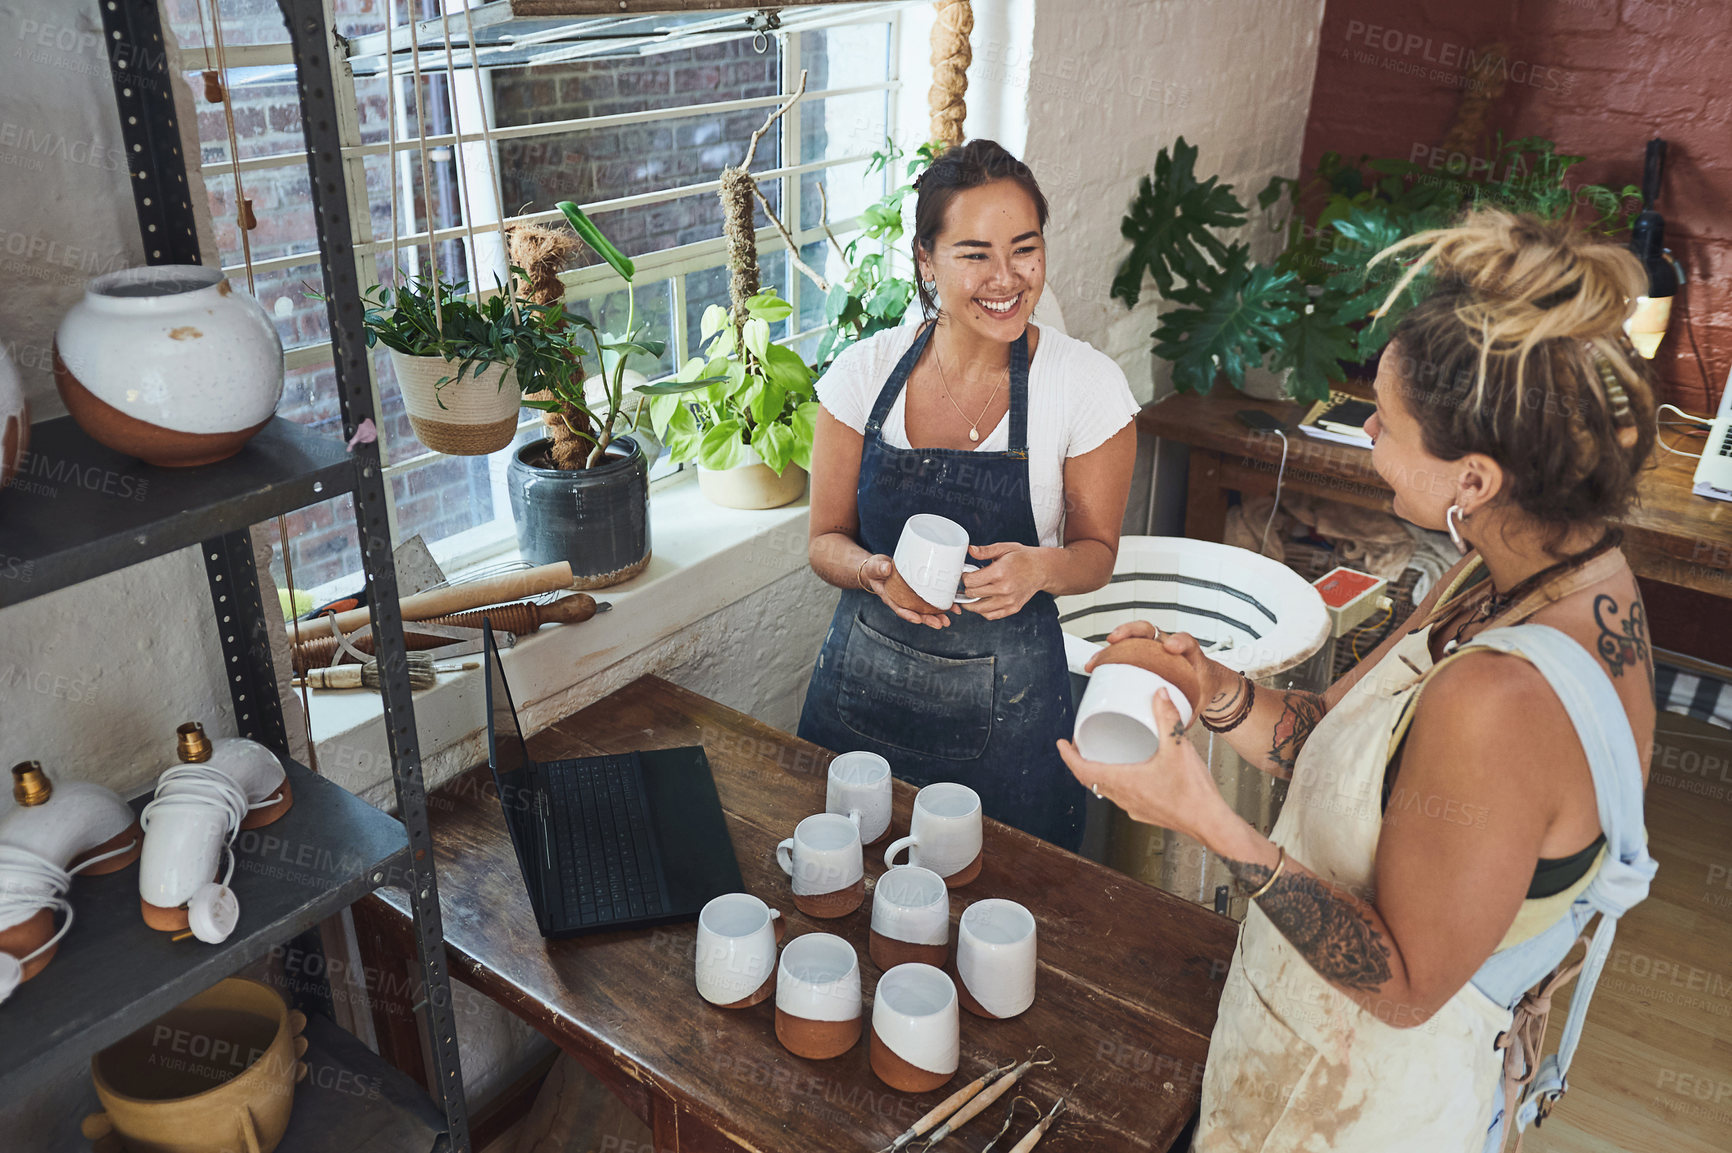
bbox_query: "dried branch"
[749,182,829,293]
[740,69,809,172]
[815,182,848,263]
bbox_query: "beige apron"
[1192,556,1624,1153]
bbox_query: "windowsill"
[305,472,814,806]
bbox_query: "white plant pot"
[390,350,520,456]
[53,265,283,467]
[697,447,806,510]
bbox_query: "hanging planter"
[390,351,519,456]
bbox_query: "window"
[164,1,908,588]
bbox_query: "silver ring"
[1090,784,1102,799]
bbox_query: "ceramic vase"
[390,350,520,456]
[0,342,25,490]
[697,445,806,510]
[508,435,651,588]
[53,266,283,467]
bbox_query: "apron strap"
[862,324,1033,455]
[866,323,935,434]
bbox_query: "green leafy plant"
[636,288,820,476]
[1115,134,1643,402]
[815,140,941,367]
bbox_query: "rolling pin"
[315,561,579,635]
[290,594,600,673]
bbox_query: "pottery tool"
[916,1047,1055,1150]
[288,596,601,672]
[878,1058,1017,1153]
[978,1097,1040,1153]
[1005,1086,1073,1153]
[322,561,584,634]
[292,658,478,691]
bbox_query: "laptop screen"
[484,619,531,782]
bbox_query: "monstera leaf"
[1152,249,1300,394]
[1321,204,1445,357]
[1271,289,1360,404]
[1112,137,1247,306]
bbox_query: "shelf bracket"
[203,529,291,756]
[102,0,200,264]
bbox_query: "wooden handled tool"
[318,561,579,635]
[918,1048,1054,1149]
[290,595,600,673]
[293,659,478,690]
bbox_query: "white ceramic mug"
[1073,663,1196,764]
[884,782,982,888]
[695,893,783,1008]
[827,751,893,846]
[870,963,960,1092]
[957,898,1037,1020]
[774,933,862,1059]
[776,813,865,917]
[892,514,970,611]
[869,865,950,970]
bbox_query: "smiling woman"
[796,140,1140,850]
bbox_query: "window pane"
[567,279,677,381]
[683,249,789,357]
[801,21,891,88]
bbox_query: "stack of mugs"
[693,749,1040,1094]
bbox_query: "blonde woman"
[1060,211,1659,1151]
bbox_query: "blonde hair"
[1371,209,1656,534]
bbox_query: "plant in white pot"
[358,271,565,456]
[637,289,819,511]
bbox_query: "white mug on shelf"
[956,898,1037,1020]
[776,813,865,918]
[826,751,893,847]
[694,893,783,1009]
[1073,663,1195,764]
[883,782,982,888]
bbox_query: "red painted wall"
[1302,0,1731,415]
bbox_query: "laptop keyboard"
[547,755,665,927]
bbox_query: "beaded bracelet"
[1200,675,1255,733]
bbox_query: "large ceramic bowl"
[54,265,283,467]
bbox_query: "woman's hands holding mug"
[1057,688,1230,839]
[1087,621,1238,711]
[859,553,954,630]
[959,542,1048,620]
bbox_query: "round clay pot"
[508,436,651,588]
[1089,638,1203,714]
[86,977,308,1153]
[390,350,520,456]
[53,266,283,467]
[697,447,806,510]
[0,343,26,490]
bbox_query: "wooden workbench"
[359,677,1239,1152]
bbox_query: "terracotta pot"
[53,266,283,467]
[1088,638,1203,713]
[697,448,806,510]
[390,350,520,456]
[1,343,26,490]
[85,978,307,1153]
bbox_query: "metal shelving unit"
[0,0,471,1147]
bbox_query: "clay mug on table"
[884,782,982,888]
[826,751,893,847]
[776,813,865,918]
[956,898,1037,1019]
[886,513,971,615]
[1073,639,1201,764]
[870,963,960,1093]
[774,932,863,1060]
[695,893,785,1009]
[869,865,950,970]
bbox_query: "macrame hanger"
[384,0,403,284]
[458,0,507,270]
[435,1,483,288]
[406,4,444,339]
[205,0,257,292]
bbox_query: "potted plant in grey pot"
[504,202,663,587]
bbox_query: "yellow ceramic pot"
[84,978,307,1153]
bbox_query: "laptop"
[482,621,743,938]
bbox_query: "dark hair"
[912,139,1050,318]
[1376,210,1655,538]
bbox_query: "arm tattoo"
[1203,677,1248,720]
[1593,593,1653,693]
[1223,855,1394,992]
[1269,691,1326,773]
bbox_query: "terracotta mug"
[887,514,970,614]
[827,751,893,847]
[775,933,862,1060]
[956,898,1037,1019]
[1073,640,1200,764]
[870,963,960,1093]
[884,782,982,888]
[869,865,950,970]
[776,813,865,918]
[695,893,785,1009]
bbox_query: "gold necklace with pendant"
[933,344,1005,443]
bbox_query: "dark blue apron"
[797,323,1084,850]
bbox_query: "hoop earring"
[920,279,936,294]
[1445,504,1468,554]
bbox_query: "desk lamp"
[1626,138,1679,359]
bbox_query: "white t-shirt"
[817,323,1139,548]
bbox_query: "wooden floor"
[1528,711,1732,1153]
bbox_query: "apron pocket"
[836,614,996,760]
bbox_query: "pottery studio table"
[356,676,1239,1153]
[1140,385,1732,600]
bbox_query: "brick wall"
[1303,0,1732,413]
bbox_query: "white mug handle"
[884,834,918,870]
[846,809,862,829]
[776,838,796,877]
